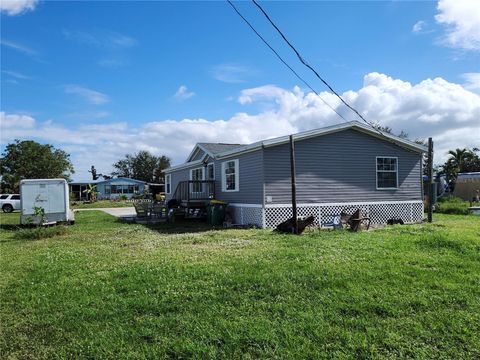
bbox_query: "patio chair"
[341,209,371,231]
[134,202,149,218]
[151,203,167,219]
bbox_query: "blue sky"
[1,0,479,179]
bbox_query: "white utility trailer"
[20,179,75,225]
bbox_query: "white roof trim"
[215,121,427,159]
[164,154,209,173]
[185,143,215,162]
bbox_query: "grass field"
[1,211,479,359]
[71,200,134,209]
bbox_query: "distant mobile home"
[70,177,147,201]
[164,121,427,228]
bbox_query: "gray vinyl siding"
[263,129,422,204]
[190,149,205,161]
[165,167,191,201]
[166,150,263,203]
[213,149,264,204]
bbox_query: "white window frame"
[221,159,239,192]
[165,174,171,194]
[206,163,215,180]
[376,156,399,190]
[190,167,205,193]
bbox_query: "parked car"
[0,194,21,213]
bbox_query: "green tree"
[0,140,74,193]
[155,155,172,183]
[440,148,480,191]
[112,151,171,183]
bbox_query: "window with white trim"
[222,159,239,192]
[190,167,204,193]
[206,163,215,180]
[376,157,398,189]
[165,174,171,194]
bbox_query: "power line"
[251,0,385,135]
[226,0,349,123]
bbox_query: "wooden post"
[290,135,298,234]
[427,137,434,223]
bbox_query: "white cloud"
[0,0,37,16]
[66,111,111,120]
[210,64,256,83]
[412,21,426,33]
[5,79,19,85]
[0,112,36,129]
[0,39,37,56]
[64,85,110,105]
[98,58,128,68]
[435,0,480,51]
[63,29,137,49]
[174,85,195,100]
[461,72,480,91]
[2,70,30,80]
[2,73,479,179]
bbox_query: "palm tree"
[446,148,473,172]
[82,184,99,202]
[442,148,477,192]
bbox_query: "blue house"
[70,177,146,200]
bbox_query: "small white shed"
[20,179,75,225]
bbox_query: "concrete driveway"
[75,207,136,218]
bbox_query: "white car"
[0,194,21,213]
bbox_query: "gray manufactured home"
[164,121,427,228]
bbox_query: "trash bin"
[207,200,228,225]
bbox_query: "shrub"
[14,225,69,240]
[133,192,144,200]
[435,196,470,215]
[119,194,128,201]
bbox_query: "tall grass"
[436,196,471,215]
[13,225,69,240]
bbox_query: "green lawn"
[1,212,479,359]
[71,200,134,209]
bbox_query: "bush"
[435,196,471,215]
[119,194,128,201]
[132,192,144,200]
[14,225,69,240]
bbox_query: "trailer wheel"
[2,204,13,213]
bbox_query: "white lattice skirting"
[227,204,264,228]
[228,201,424,229]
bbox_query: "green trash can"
[206,203,213,224]
[208,200,228,226]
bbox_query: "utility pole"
[427,137,434,223]
[290,135,298,234]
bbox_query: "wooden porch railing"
[172,180,215,203]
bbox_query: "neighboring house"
[70,177,146,200]
[164,121,427,228]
